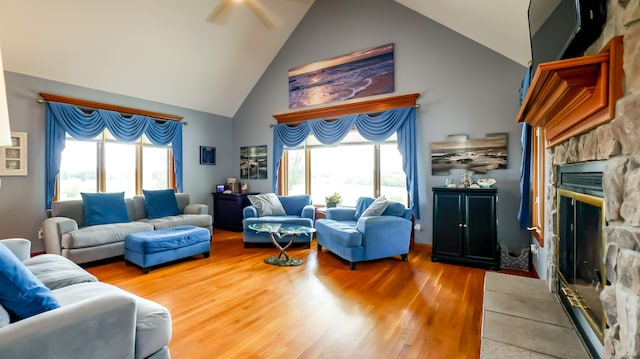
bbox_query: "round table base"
[264,256,303,267]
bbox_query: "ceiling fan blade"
[206,0,232,23]
[245,0,276,28]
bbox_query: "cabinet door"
[433,192,464,257]
[464,193,497,261]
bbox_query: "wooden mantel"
[516,36,623,147]
[273,93,419,124]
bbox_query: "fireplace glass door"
[557,188,606,346]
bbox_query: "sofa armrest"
[183,203,208,215]
[357,216,412,246]
[243,205,258,219]
[326,208,356,221]
[301,205,316,220]
[42,217,79,255]
[0,238,31,261]
[0,294,137,359]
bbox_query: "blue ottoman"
[125,225,211,274]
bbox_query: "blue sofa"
[243,195,315,248]
[315,197,412,270]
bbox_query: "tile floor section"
[480,272,590,358]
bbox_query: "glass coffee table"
[248,223,316,266]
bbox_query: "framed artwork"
[240,145,267,180]
[200,146,216,165]
[288,43,395,109]
[0,131,28,176]
[431,133,508,175]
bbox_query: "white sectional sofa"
[0,238,172,359]
[42,193,212,264]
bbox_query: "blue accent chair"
[315,197,412,270]
[243,195,315,248]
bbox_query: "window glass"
[59,140,98,200]
[380,143,408,205]
[104,141,136,197]
[143,145,169,190]
[310,144,374,206]
[286,147,305,195]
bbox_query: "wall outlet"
[38,228,44,239]
[414,224,422,231]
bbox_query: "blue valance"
[45,102,183,209]
[272,106,420,219]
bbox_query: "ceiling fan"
[206,0,312,29]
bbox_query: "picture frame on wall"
[240,145,267,180]
[0,131,28,176]
[199,146,216,165]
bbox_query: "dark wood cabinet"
[212,192,259,231]
[431,187,499,269]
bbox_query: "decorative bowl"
[476,178,496,188]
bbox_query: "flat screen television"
[528,0,607,73]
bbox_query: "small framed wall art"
[0,131,28,176]
[199,146,216,165]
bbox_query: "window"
[282,131,407,207]
[58,131,173,200]
[530,127,545,245]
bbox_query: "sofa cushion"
[248,193,286,216]
[81,192,131,226]
[53,282,172,359]
[0,304,9,328]
[278,195,311,215]
[383,202,408,217]
[22,254,98,290]
[360,197,389,218]
[143,189,180,219]
[0,243,60,321]
[315,219,362,247]
[61,222,154,249]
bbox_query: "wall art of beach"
[288,43,394,109]
[431,133,508,175]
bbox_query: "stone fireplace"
[542,1,640,356]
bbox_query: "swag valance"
[272,106,420,219]
[45,102,183,209]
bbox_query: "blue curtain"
[45,102,183,209]
[272,106,420,219]
[517,66,534,229]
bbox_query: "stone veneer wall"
[543,1,640,357]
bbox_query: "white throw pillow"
[360,197,389,218]
[248,193,287,217]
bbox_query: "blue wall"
[0,72,233,251]
[232,0,531,247]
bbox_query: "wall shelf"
[516,36,623,147]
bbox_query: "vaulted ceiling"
[0,0,531,118]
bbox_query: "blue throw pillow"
[81,192,131,226]
[143,189,180,219]
[0,244,60,321]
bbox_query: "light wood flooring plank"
[84,229,508,359]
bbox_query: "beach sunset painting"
[288,43,394,109]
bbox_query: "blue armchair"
[315,197,412,270]
[243,195,315,248]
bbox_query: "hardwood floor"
[84,229,522,359]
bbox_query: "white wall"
[232,0,530,247]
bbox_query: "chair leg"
[349,262,356,270]
[317,244,323,251]
[401,254,408,261]
[203,251,210,258]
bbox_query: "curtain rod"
[36,93,187,125]
[269,104,420,127]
